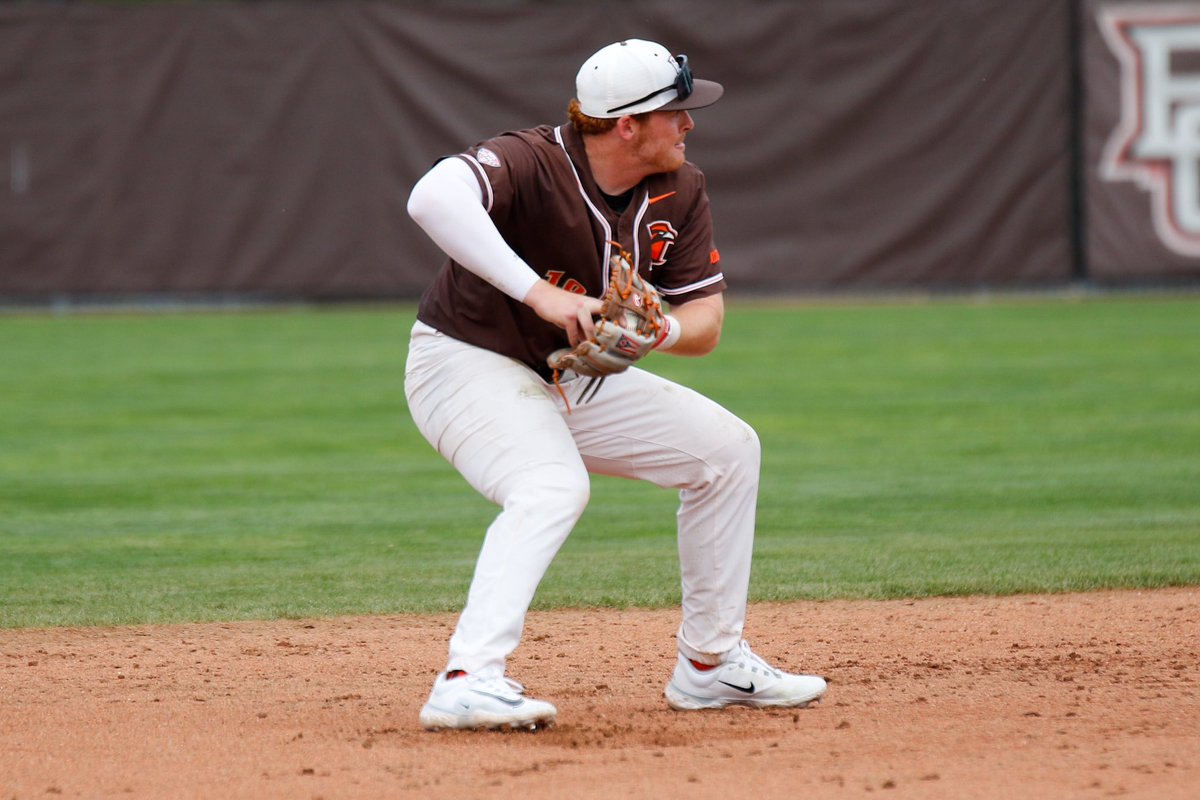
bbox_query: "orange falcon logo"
[646,220,678,267]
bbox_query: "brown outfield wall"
[2,1,1080,301]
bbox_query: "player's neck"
[583,133,647,197]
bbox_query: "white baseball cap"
[575,39,724,118]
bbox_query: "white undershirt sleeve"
[406,157,541,302]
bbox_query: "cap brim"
[657,79,724,112]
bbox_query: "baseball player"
[405,39,827,730]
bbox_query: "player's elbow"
[688,326,722,356]
[699,327,722,355]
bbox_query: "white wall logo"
[1100,4,1200,256]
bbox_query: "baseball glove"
[547,247,668,403]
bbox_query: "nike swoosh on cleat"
[472,690,523,707]
[718,680,756,694]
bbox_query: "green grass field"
[2,294,1198,628]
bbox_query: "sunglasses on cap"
[607,54,694,115]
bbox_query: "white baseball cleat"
[419,671,557,731]
[665,640,827,710]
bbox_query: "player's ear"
[615,115,640,141]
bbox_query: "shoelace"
[734,640,783,679]
[466,674,526,699]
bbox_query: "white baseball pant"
[404,321,760,677]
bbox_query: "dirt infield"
[2,589,1196,799]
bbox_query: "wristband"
[658,314,682,350]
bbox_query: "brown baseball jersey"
[416,123,726,381]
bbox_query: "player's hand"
[524,281,603,346]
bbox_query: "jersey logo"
[647,220,678,266]
[476,147,501,168]
[1099,6,1200,256]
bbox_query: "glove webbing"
[549,245,665,413]
[549,245,672,417]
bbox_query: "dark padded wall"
[5,1,1172,300]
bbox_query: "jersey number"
[544,270,586,295]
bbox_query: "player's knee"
[508,462,591,521]
[696,417,760,494]
[547,471,591,519]
[712,416,761,473]
[678,415,760,494]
